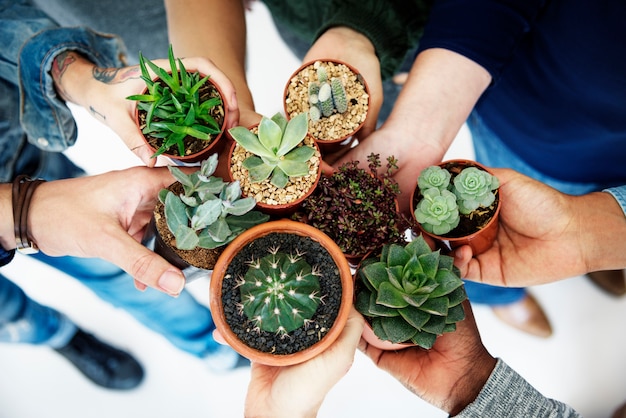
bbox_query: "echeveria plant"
[228,112,315,188]
[127,44,223,158]
[237,247,322,336]
[161,154,269,250]
[415,164,499,235]
[355,234,467,349]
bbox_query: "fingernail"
[158,270,185,296]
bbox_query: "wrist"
[51,50,96,106]
[445,353,497,415]
[0,184,14,250]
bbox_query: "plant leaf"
[277,112,308,156]
[380,316,418,343]
[277,159,310,178]
[173,224,199,250]
[270,168,289,188]
[164,192,188,235]
[229,127,274,158]
[190,199,222,229]
[258,116,283,154]
[243,156,274,182]
[376,281,409,309]
[284,145,315,162]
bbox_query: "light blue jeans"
[465,110,604,305]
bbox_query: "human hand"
[52,51,239,167]
[28,166,186,296]
[242,307,364,418]
[303,26,382,141]
[360,300,496,416]
[452,168,626,286]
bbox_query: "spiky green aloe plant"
[160,154,269,250]
[228,112,316,188]
[237,247,322,336]
[354,234,467,349]
[127,44,223,158]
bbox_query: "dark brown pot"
[283,59,370,155]
[410,159,501,255]
[225,126,322,218]
[133,73,229,164]
[209,220,353,366]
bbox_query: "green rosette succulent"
[414,188,460,235]
[237,247,322,335]
[228,112,316,189]
[417,165,451,191]
[161,154,269,250]
[355,235,466,349]
[453,167,500,215]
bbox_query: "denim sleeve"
[0,0,127,152]
[454,359,582,418]
[604,186,626,217]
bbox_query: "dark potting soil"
[221,232,343,356]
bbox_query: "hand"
[28,166,186,296]
[360,300,496,416]
[452,168,626,286]
[303,26,382,140]
[52,51,239,166]
[242,307,364,418]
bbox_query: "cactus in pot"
[236,246,323,336]
[354,234,467,349]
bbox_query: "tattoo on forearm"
[89,106,106,122]
[51,51,77,101]
[92,66,141,84]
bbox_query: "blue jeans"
[464,110,605,305]
[0,151,220,357]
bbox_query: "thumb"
[104,232,185,297]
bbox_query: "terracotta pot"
[225,126,322,218]
[133,73,229,164]
[283,59,370,155]
[209,219,353,366]
[410,159,500,255]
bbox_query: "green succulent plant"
[237,246,322,336]
[415,164,499,234]
[354,234,467,349]
[307,65,348,123]
[160,154,269,250]
[127,44,223,158]
[228,112,316,189]
[452,166,500,215]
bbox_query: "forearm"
[576,189,626,273]
[50,50,97,107]
[164,0,254,112]
[0,184,14,251]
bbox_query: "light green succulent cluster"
[161,154,269,250]
[414,165,499,235]
[127,44,223,158]
[355,234,466,349]
[307,66,348,123]
[228,112,316,188]
[237,247,322,335]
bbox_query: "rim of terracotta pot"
[209,219,353,366]
[282,58,370,152]
[225,126,323,217]
[133,73,229,164]
[410,159,501,255]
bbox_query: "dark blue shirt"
[418,0,626,186]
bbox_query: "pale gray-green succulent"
[160,154,269,250]
[307,64,348,122]
[228,112,316,188]
[452,167,500,215]
[355,234,466,349]
[237,247,322,336]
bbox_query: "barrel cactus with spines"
[237,247,323,336]
[355,234,467,349]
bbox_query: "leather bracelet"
[12,175,46,254]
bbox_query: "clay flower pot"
[209,219,353,366]
[226,123,323,218]
[410,159,501,255]
[283,59,370,155]
[133,73,229,165]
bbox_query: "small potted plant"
[354,234,467,350]
[209,219,353,366]
[142,154,269,282]
[127,45,228,163]
[283,59,369,154]
[292,153,406,266]
[227,112,322,216]
[410,160,501,255]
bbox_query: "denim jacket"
[0,0,126,182]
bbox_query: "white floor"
[1,3,625,418]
